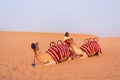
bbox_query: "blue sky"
[0,0,120,37]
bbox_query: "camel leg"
[44,53,56,65]
[78,51,88,59]
[44,59,56,65]
[98,52,102,56]
[68,57,73,60]
[44,61,56,65]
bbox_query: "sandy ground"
[0,31,120,80]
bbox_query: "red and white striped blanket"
[80,38,102,57]
[46,45,74,64]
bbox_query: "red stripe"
[87,41,92,52]
[51,46,60,60]
[80,40,102,57]
[89,41,95,53]
[87,42,93,54]
[58,46,64,58]
[84,44,91,55]
[47,49,59,63]
[66,46,70,57]
[93,41,98,52]
[80,44,91,57]
[61,45,67,57]
[47,45,74,64]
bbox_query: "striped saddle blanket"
[80,37,102,57]
[46,40,74,64]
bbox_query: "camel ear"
[36,42,39,45]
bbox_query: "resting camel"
[31,41,75,66]
[65,38,102,59]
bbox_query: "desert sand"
[0,31,120,80]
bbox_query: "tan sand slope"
[0,31,120,80]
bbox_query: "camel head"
[31,42,39,52]
[65,38,75,46]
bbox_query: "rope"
[50,41,56,47]
[31,54,36,67]
[50,40,64,47]
[31,43,36,67]
[84,37,98,43]
[57,40,63,45]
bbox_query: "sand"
[0,31,120,80]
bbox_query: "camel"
[65,38,102,59]
[31,41,75,66]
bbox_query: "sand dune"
[0,31,120,80]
